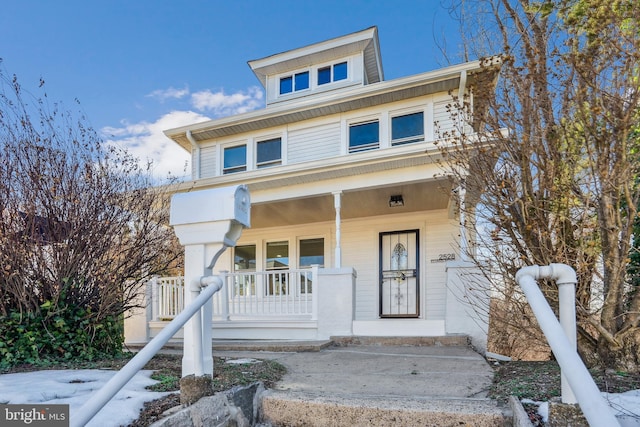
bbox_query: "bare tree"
[0,69,182,356]
[438,0,640,369]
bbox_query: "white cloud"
[191,86,263,115]
[102,110,210,180]
[147,86,190,102]
[104,85,264,181]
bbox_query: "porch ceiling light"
[389,194,404,207]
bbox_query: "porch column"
[457,182,469,262]
[333,191,342,268]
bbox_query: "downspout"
[458,69,467,105]
[186,130,201,179]
[515,264,620,427]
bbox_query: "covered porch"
[125,260,487,349]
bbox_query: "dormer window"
[318,62,348,86]
[279,71,310,95]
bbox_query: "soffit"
[250,179,451,228]
[167,75,462,151]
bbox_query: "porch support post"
[457,182,469,262]
[333,191,342,268]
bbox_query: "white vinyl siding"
[287,122,341,163]
[433,98,456,138]
[199,145,217,179]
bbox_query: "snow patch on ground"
[0,369,171,426]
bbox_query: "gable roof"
[247,26,383,88]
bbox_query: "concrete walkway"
[213,340,510,426]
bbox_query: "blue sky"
[1,1,466,178]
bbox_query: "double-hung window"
[223,144,246,174]
[233,244,256,296]
[318,61,348,85]
[349,120,379,153]
[391,112,424,145]
[256,137,282,168]
[299,238,324,294]
[279,71,310,95]
[266,241,289,295]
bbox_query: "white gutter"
[515,264,620,427]
[186,130,201,179]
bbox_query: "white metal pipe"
[518,263,578,403]
[186,130,201,179]
[516,266,619,427]
[72,276,223,427]
[191,285,204,377]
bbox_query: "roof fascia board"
[165,59,486,146]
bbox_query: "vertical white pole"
[333,191,342,268]
[558,282,578,404]
[458,184,469,262]
[181,244,206,377]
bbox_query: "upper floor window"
[318,61,348,86]
[223,144,247,174]
[257,137,282,168]
[391,112,424,145]
[280,71,310,95]
[349,120,379,153]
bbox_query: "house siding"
[200,145,217,179]
[287,121,341,164]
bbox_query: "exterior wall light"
[389,194,404,207]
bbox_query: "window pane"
[234,245,256,271]
[300,238,324,267]
[333,62,347,81]
[349,121,379,149]
[280,76,292,94]
[257,138,281,167]
[223,145,246,173]
[266,241,289,270]
[318,66,331,85]
[392,112,424,144]
[295,72,309,90]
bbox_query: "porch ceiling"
[250,180,451,228]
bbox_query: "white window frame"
[347,116,380,153]
[255,135,283,169]
[278,68,311,96]
[221,142,247,175]
[390,109,426,146]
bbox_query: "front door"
[379,230,419,318]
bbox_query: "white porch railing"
[151,266,318,321]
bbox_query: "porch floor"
[136,337,511,426]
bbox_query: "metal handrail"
[72,276,223,427]
[515,264,620,427]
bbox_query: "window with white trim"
[318,61,348,86]
[233,244,256,296]
[391,111,424,145]
[298,238,324,294]
[222,144,246,174]
[279,71,310,95]
[256,137,282,168]
[349,120,379,153]
[266,241,289,295]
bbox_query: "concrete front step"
[260,391,510,427]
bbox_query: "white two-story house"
[128,27,501,352]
